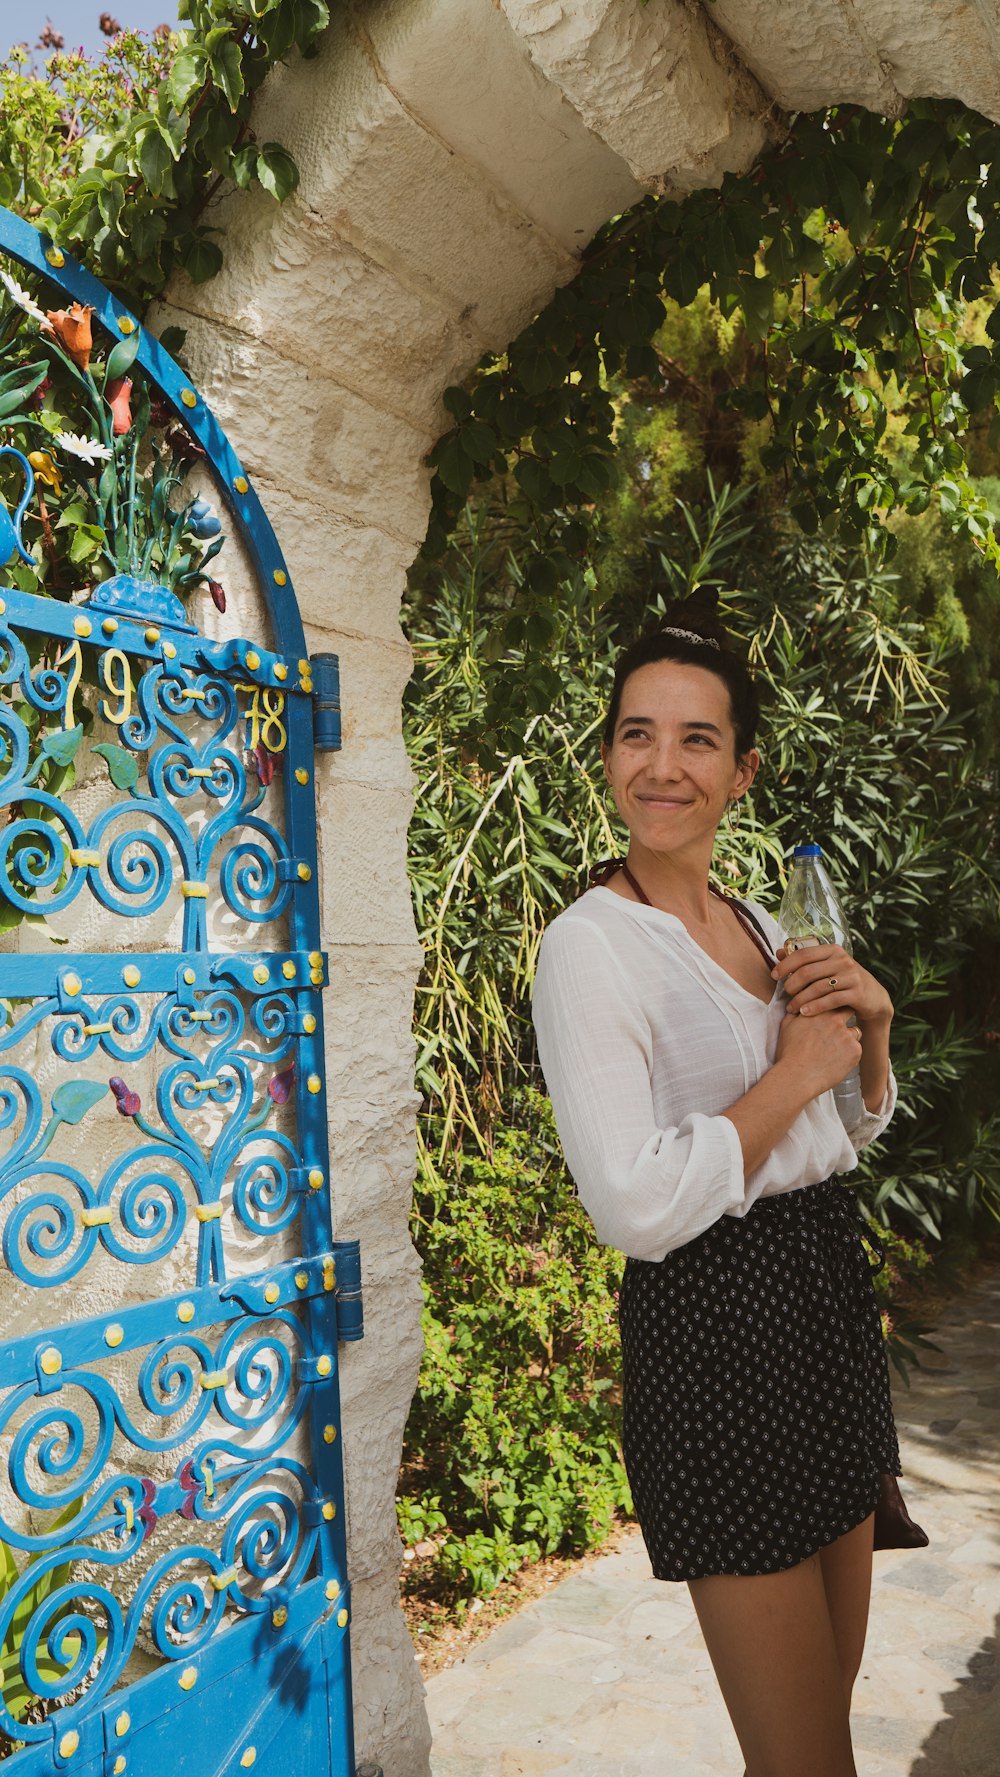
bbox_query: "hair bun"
[659,590,727,648]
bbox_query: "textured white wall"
[148,1,1000,1769]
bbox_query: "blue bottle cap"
[792,843,822,858]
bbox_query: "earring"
[726,797,741,832]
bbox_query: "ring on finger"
[828,976,838,987]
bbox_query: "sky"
[24,0,182,59]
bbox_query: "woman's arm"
[532,916,861,1260]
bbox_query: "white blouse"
[531,887,896,1263]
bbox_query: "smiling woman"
[531,592,909,1777]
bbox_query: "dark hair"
[601,592,759,758]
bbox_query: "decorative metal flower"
[208,578,226,613]
[268,1064,295,1105]
[54,430,113,464]
[186,497,222,540]
[27,448,62,495]
[108,1076,141,1118]
[106,375,133,436]
[43,301,95,372]
[0,269,48,326]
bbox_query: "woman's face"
[601,660,759,857]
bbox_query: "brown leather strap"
[600,858,778,972]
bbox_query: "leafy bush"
[400,1090,630,1596]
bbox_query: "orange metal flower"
[106,375,133,435]
[43,301,94,371]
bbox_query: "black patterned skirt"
[618,1178,901,1582]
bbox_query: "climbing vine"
[422,102,1000,752]
[3,0,331,301]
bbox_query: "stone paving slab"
[425,1271,1000,1777]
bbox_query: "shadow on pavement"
[908,1612,1000,1777]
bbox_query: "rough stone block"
[501,0,770,190]
[243,10,578,344]
[153,313,436,546]
[361,0,643,250]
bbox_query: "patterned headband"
[660,625,721,650]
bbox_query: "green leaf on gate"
[104,327,142,385]
[50,1080,108,1125]
[92,742,140,789]
[38,726,83,769]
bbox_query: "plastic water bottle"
[778,842,865,1134]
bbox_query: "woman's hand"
[775,1002,863,1099]
[772,943,894,1033]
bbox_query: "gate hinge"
[309,652,341,753]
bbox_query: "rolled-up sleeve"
[532,914,746,1261]
[846,1066,898,1151]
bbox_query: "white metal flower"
[54,431,113,464]
[0,269,48,326]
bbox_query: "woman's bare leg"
[688,1554,856,1777]
[817,1511,875,1707]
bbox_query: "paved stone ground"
[424,1269,1000,1777]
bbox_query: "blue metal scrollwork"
[0,209,356,1777]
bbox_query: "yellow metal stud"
[273,570,287,586]
[337,1609,349,1628]
[310,970,324,987]
[123,965,141,987]
[144,627,160,645]
[64,974,82,997]
[294,1270,309,1289]
[58,1731,79,1758]
[74,616,92,638]
[105,1324,124,1348]
[281,960,296,979]
[180,389,197,408]
[325,1580,340,1601]
[263,1282,280,1304]
[115,1712,130,1738]
[297,863,312,882]
[102,617,119,634]
[309,952,322,968]
[45,246,65,267]
[253,965,269,985]
[303,1014,316,1035]
[117,316,136,334]
[183,968,196,985]
[274,662,288,681]
[271,1606,288,1628]
[234,475,249,494]
[40,1347,62,1376]
[316,1355,332,1378]
[307,1073,321,1095]
[295,769,308,785]
[245,651,261,671]
[177,1301,195,1324]
[163,641,177,659]
[179,1666,198,1690]
[324,1424,337,1444]
[322,1503,336,1522]
[114,1758,126,1775]
[240,1750,256,1768]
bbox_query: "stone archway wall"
[152,3,1000,1770]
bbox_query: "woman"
[531,600,903,1777]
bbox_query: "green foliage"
[421,102,1000,754]
[1,1501,88,1730]
[401,1092,630,1598]
[2,1,330,303]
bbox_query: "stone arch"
[151,5,1000,1771]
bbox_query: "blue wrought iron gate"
[0,212,358,1775]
